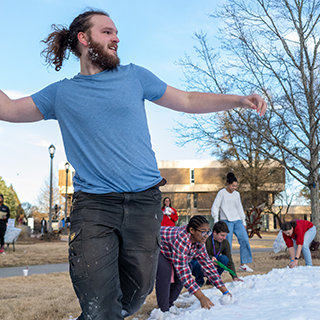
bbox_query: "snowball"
[219,294,234,305]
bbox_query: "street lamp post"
[64,162,70,235]
[48,144,56,233]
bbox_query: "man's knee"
[121,250,159,316]
[122,283,153,317]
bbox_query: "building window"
[193,193,198,208]
[187,193,191,209]
[190,169,195,184]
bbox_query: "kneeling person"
[156,216,231,314]
[191,221,242,285]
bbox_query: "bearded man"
[0,9,267,320]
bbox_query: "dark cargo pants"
[69,187,162,320]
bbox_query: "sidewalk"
[0,263,69,278]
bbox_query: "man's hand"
[240,93,267,116]
[233,277,244,282]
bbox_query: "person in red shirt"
[161,197,178,227]
[281,219,316,267]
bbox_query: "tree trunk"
[309,102,319,242]
[309,176,320,242]
[275,214,282,229]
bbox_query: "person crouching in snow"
[281,219,316,267]
[155,215,231,315]
[190,220,243,286]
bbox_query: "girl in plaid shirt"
[155,215,231,313]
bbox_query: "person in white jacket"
[211,172,253,272]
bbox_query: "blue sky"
[0,0,225,204]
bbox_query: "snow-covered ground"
[147,266,320,320]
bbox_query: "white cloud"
[3,90,31,99]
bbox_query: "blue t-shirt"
[32,64,167,193]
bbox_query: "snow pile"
[148,266,320,320]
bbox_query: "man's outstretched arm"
[154,85,267,116]
[0,91,44,123]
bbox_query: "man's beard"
[87,37,120,71]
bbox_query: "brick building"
[58,159,309,231]
[58,162,75,218]
[158,160,286,228]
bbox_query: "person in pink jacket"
[281,220,316,267]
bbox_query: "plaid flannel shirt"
[160,226,224,294]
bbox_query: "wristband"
[223,290,229,295]
[290,259,294,262]
[295,257,299,260]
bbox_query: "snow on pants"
[68,187,162,320]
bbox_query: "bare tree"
[264,190,295,228]
[174,108,285,209]
[36,175,62,216]
[176,0,320,240]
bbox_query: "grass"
[1,233,319,320]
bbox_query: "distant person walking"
[211,172,253,272]
[281,220,316,267]
[161,197,178,227]
[41,218,47,234]
[0,194,10,254]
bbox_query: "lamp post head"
[48,144,56,158]
[65,162,70,172]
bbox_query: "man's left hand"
[240,93,267,116]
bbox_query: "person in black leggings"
[0,194,10,253]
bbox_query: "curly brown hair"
[41,9,109,71]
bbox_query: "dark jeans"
[0,223,7,248]
[190,255,229,286]
[155,252,184,312]
[69,187,162,320]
